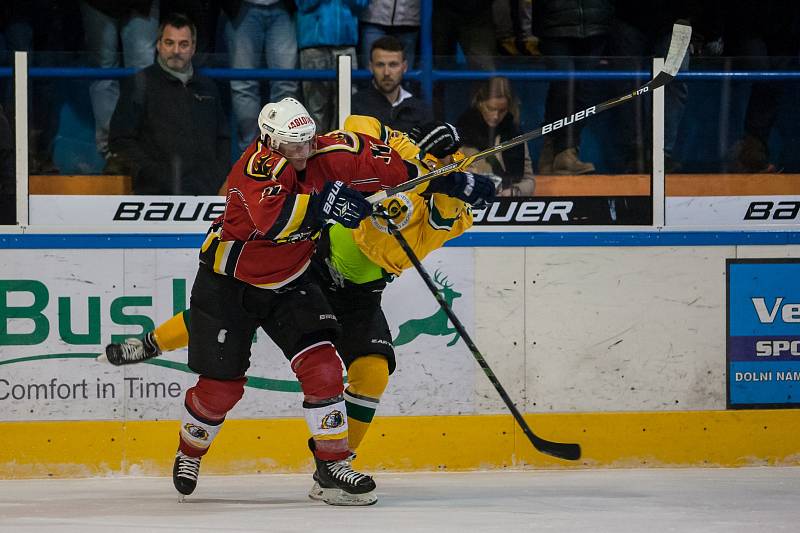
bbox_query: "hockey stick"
[368,22,692,205]
[383,214,581,461]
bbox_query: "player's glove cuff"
[427,171,496,208]
[311,180,372,229]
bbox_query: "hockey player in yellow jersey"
[101,116,495,501]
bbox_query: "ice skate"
[308,438,376,506]
[313,456,376,506]
[307,470,324,501]
[100,332,160,365]
[173,450,202,499]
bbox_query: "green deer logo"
[393,270,462,347]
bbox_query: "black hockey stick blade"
[384,216,581,460]
[368,22,692,206]
[528,430,581,461]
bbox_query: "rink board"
[2,233,800,476]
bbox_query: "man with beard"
[352,35,431,133]
[108,12,230,195]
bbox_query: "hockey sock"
[291,342,349,461]
[152,310,191,352]
[178,375,246,457]
[344,355,389,450]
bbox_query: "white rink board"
[0,248,475,421]
[4,242,800,421]
[474,244,800,413]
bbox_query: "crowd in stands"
[0,0,798,203]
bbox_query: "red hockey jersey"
[199,131,413,288]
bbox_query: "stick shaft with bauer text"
[368,22,691,205]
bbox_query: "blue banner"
[727,259,800,408]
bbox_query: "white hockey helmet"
[257,97,316,151]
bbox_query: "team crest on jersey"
[248,148,285,179]
[371,193,413,233]
[183,423,209,441]
[321,410,345,429]
[325,131,357,148]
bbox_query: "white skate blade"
[96,353,109,363]
[308,480,324,501]
[319,487,377,506]
[177,494,186,503]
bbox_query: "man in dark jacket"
[352,35,430,133]
[109,13,230,195]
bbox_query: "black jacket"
[109,63,230,195]
[351,83,431,134]
[533,0,614,39]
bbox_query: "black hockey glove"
[312,180,372,229]
[409,121,462,158]
[428,171,496,208]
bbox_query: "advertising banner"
[0,247,475,421]
[473,197,650,226]
[727,258,800,408]
[667,196,800,226]
[30,196,226,226]
[30,196,652,227]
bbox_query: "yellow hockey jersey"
[328,114,473,279]
[353,183,473,277]
[343,115,421,161]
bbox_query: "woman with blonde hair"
[455,76,535,196]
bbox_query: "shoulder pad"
[245,142,291,181]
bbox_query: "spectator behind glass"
[493,0,539,57]
[351,35,431,132]
[431,1,497,120]
[726,1,800,173]
[162,0,224,66]
[108,13,231,195]
[0,0,78,175]
[296,0,367,133]
[359,0,419,69]
[0,104,14,224]
[432,1,496,71]
[456,77,535,197]
[79,0,159,167]
[534,0,612,175]
[223,0,299,153]
[607,0,694,174]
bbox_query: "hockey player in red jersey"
[173,98,413,505]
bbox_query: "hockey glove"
[409,121,462,158]
[428,171,496,208]
[313,180,372,229]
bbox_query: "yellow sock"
[344,355,389,450]
[152,310,190,352]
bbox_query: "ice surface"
[1,467,799,532]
